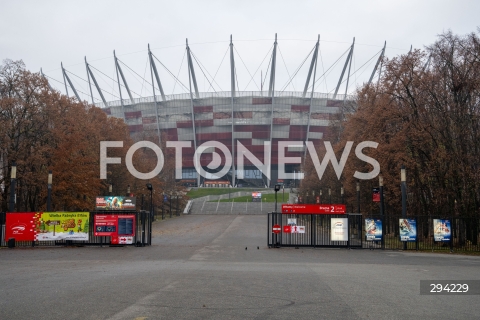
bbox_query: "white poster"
[287,218,297,225]
[331,218,348,241]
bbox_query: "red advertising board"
[372,188,380,202]
[5,212,38,241]
[281,204,346,214]
[94,214,136,237]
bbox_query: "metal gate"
[268,212,363,248]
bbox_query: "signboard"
[290,225,305,234]
[118,236,133,244]
[433,219,451,242]
[94,215,136,237]
[372,188,380,202]
[283,225,305,233]
[365,218,382,241]
[287,218,297,225]
[252,192,262,202]
[95,196,136,211]
[281,204,346,214]
[5,212,38,241]
[36,212,89,241]
[331,218,348,241]
[399,218,417,242]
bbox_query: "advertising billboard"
[282,204,346,214]
[399,218,417,242]
[5,212,38,241]
[95,196,136,211]
[433,219,451,241]
[252,192,262,202]
[372,188,380,202]
[36,212,89,241]
[331,218,348,241]
[94,214,136,237]
[365,218,382,241]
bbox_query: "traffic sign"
[272,224,281,234]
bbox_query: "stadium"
[50,36,385,188]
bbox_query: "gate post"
[141,210,146,247]
[381,216,385,250]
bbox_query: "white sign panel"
[118,236,133,244]
[331,218,348,241]
[291,225,305,233]
[287,218,297,225]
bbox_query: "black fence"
[268,213,480,252]
[0,211,153,248]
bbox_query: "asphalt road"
[1,214,479,319]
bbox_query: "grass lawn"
[187,188,260,199]
[214,193,290,203]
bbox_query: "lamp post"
[47,171,52,211]
[274,184,281,213]
[169,192,172,218]
[146,183,153,219]
[162,192,165,220]
[379,175,384,216]
[356,181,360,213]
[328,188,331,204]
[319,189,322,204]
[341,186,344,205]
[401,166,407,250]
[401,166,406,219]
[176,193,179,216]
[9,161,16,212]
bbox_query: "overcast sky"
[1,0,479,104]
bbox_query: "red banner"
[372,188,380,202]
[281,204,346,214]
[5,212,38,241]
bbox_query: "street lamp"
[176,193,179,216]
[319,189,322,204]
[47,171,52,211]
[127,185,131,196]
[341,186,344,205]
[162,192,165,220]
[109,184,112,194]
[328,188,331,204]
[274,184,281,213]
[169,192,173,218]
[379,175,384,216]
[401,166,407,250]
[9,161,16,212]
[146,183,153,219]
[356,181,360,213]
